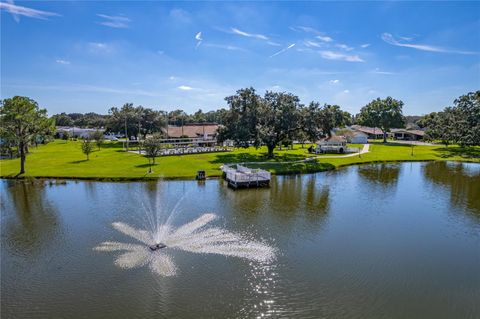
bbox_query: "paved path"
[310,144,370,159]
[230,144,370,166]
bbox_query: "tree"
[107,103,141,139]
[62,130,70,141]
[357,97,405,143]
[52,112,74,126]
[420,91,479,147]
[300,102,321,143]
[81,139,94,160]
[90,130,105,149]
[453,91,480,146]
[0,96,54,175]
[318,104,350,137]
[423,110,455,147]
[143,134,162,173]
[221,88,303,158]
[259,91,302,157]
[221,87,263,148]
[139,108,166,139]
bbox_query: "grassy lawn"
[0,140,479,180]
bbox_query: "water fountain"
[94,213,275,277]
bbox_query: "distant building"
[56,126,103,139]
[162,123,220,139]
[350,125,385,139]
[390,129,425,141]
[350,131,368,144]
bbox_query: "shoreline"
[2,158,479,182]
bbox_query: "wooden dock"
[221,164,271,188]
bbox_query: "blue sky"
[1,1,479,115]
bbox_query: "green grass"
[0,140,478,180]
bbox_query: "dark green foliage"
[0,96,54,175]
[422,91,479,147]
[357,97,405,142]
[107,104,166,139]
[220,88,303,158]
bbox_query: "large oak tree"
[357,97,405,142]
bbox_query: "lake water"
[1,162,479,319]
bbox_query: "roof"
[351,125,384,135]
[318,135,347,143]
[352,131,368,137]
[391,129,425,136]
[163,124,220,138]
[56,126,102,132]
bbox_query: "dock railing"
[221,164,271,185]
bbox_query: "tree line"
[1,90,478,175]
[417,91,480,147]
[52,106,230,139]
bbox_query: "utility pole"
[181,116,184,136]
[138,118,141,154]
[166,113,169,138]
[125,115,129,151]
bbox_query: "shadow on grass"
[69,159,89,164]
[248,161,335,174]
[434,146,480,159]
[135,163,158,168]
[369,141,412,147]
[210,151,308,164]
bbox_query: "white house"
[56,126,101,139]
[350,131,368,144]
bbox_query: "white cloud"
[304,40,323,48]
[56,59,70,65]
[291,25,333,42]
[360,43,371,48]
[329,79,340,84]
[87,42,113,54]
[316,35,333,42]
[169,8,191,24]
[267,41,282,46]
[178,85,193,91]
[0,2,60,20]
[381,33,476,55]
[343,90,350,93]
[335,44,354,51]
[230,27,269,40]
[319,51,364,62]
[203,43,247,52]
[291,26,320,34]
[195,32,202,49]
[372,68,395,75]
[97,13,131,28]
[270,43,296,58]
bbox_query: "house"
[350,131,368,144]
[316,135,348,153]
[162,123,220,139]
[350,125,385,139]
[390,129,425,141]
